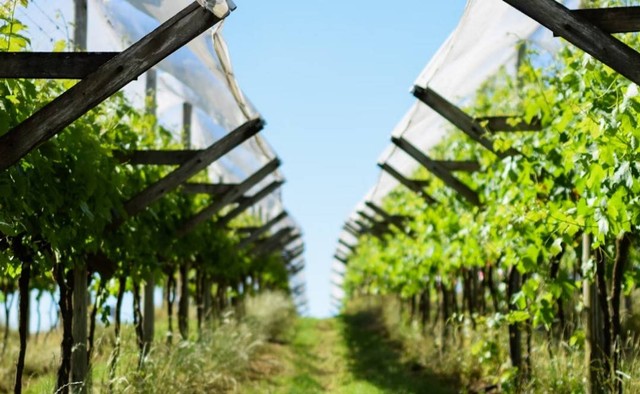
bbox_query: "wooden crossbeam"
[413,86,517,158]
[356,210,378,225]
[334,254,348,264]
[392,137,481,207]
[252,227,294,257]
[181,183,237,195]
[0,52,118,79]
[289,264,304,276]
[124,119,264,218]
[378,163,437,204]
[176,159,280,236]
[435,160,481,172]
[503,0,640,86]
[113,149,203,165]
[217,180,284,228]
[237,211,288,249]
[365,202,406,231]
[285,248,304,263]
[343,224,361,238]
[0,2,229,171]
[338,239,356,252]
[569,8,640,34]
[476,116,542,133]
[257,232,301,258]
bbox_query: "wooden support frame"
[365,202,407,231]
[181,183,237,195]
[503,0,640,86]
[124,119,264,218]
[289,264,304,276]
[572,7,640,34]
[378,163,436,204]
[435,160,481,172]
[176,160,280,236]
[392,137,481,207]
[0,52,118,79]
[476,116,542,133]
[0,2,230,171]
[344,222,363,235]
[216,180,285,228]
[255,231,301,258]
[237,211,288,249]
[334,254,348,264]
[114,150,204,165]
[413,86,515,157]
[338,239,356,252]
[252,227,294,257]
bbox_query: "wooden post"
[71,2,89,391]
[582,233,606,394]
[142,71,157,358]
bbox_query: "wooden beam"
[365,202,406,231]
[0,52,118,79]
[503,0,640,86]
[254,228,298,257]
[237,211,288,249]
[114,149,203,165]
[413,86,517,158]
[181,183,237,195]
[339,239,356,252]
[434,160,481,172]
[177,159,281,236]
[285,248,304,264]
[476,116,542,133]
[334,254,348,264]
[378,163,436,204]
[289,264,304,276]
[392,137,481,207]
[0,2,229,171]
[571,8,640,34]
[217,180,285,228]
[124,119,263,218]
[343,225,361,238]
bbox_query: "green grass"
[246,312,457,394]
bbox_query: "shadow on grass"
[341,308,459,394]
[285,319,327,393]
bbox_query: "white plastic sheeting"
[19,0,290,227]
[335,0,577,267]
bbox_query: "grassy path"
[247,310,457,393]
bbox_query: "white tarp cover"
[19,0,291,226]
[336,0,577,263]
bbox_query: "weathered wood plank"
[434,160,481,172]
[125,119,263,218]
[365,202,406,231]
[504,0,640,86]
[572,7,640,34]
[253,228,297,257]
[393,137,481,207]
[343,225,361,238]
[338,239,356,252]
[0,52,118,79]
[378,163,436,204]
[413,86,517,158]
[476,116,542,133]
[237,211,288,249]
[114,150,203,165]
[176,159,281,236]
[334,254,348,264]
[0,2,228,171]
[181,183,237,195]
[217,180,285,228]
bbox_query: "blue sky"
[223,1,467,317]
